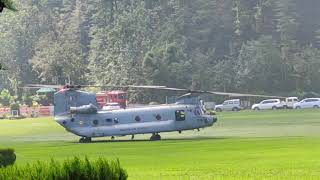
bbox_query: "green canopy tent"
[35,88,56,106]
[36,88,56,94]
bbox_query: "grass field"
[1,109,320,179]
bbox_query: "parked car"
[251,99,282,110]
[214,99,241,112]
[203,102,216,110]
[282,97,299,109]
[293,98,320,109]
[102,102,122,111]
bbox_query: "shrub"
[32,94,50,106]
[0,157,127,180]
[10,102,20,111]
[0,89,14,107]
[22,94,33,107]
[0,148,16,167]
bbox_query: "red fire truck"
[96,90,128,109]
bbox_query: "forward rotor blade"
[207,91,286,98]
[128,86,286,98]
[23,83,286,98]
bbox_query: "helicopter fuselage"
[55,104,216,138]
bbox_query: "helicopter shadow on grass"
[69,136,230,144]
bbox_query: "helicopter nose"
[212,116,218,123]
[206,116,217,126]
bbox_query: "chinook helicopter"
[24,84,282,143]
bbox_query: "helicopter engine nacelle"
[70,104,98,114]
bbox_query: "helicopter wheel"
[150,133,161,141]
[79,137,91,143]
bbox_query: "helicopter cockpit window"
[175,110,186,121]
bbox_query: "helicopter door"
[175,110,186,121]
[175,110,194,129]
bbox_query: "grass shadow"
[69,136,230,144]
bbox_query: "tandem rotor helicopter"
[24,84,281,143]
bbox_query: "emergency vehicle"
[96,90,128,108]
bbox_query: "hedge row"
[0,157,127,180]
[0,148,16,167]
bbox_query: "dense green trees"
[0,0,17,12]
[1,0,320,102]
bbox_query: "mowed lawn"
[1,110,320,179]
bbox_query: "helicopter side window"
[156,114,162,121]
[135,116,141,122]
[175,110,186,121]
[114,118,119,124]
[93,120,99,126]
[106,118,112,123]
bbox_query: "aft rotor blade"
[24,84,63,89]
[83,85,167,89]
[23,84,167,89]
[128,85,167,88]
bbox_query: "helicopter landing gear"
[79,137,91,143]
[131,135,135,140]
[150,133,161,141]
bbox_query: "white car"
[282,97,299,109]
[214,99,241,112]
[102,102,122,111]
[251,99,282,110]
[293,98,320,109]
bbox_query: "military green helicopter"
[0,0,17,13]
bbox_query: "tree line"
[1,0,320,103]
